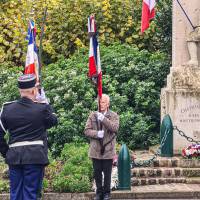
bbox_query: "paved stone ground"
[131,149,155,161]
[133,183,200,193]
[1,183,200,199]
[132,183,200,198]
[113,183,200,199]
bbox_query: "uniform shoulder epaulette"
[0,101,16,114]
[33,101,47,104]
[3,100,17,106]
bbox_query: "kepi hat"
[18,74,36,89]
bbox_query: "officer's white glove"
[35,88,48,104]
[97,130,104,138]
[97,112,104,121]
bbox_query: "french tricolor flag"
[141,0,156,33]
[24,20,39,82]
[88,15,102,98]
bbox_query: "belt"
[9,140,44,148]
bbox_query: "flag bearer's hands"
[96,112,104,121]
[97,130,104,138]
[35,88,48,104]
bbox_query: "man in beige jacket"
[84,94,119,200]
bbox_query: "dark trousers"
[9,164,45,200]
[92,158,113,194]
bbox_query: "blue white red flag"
[88,15,102,98]
[24,20,39,82]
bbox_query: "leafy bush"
[60,143,93,178]
[0,180,9,193]
[53,174,91,193]
[52,143,93,192]
[43,151,63,192]
[0,64,22,103]
[0,43,170,155]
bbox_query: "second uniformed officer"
[0,74,58,200]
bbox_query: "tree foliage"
[0,0,60,64]
[0,44,170,155]
[0,0,172,65]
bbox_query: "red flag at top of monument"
[141,0,156,33]
[88,15,102,98]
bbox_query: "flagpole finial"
[88,14,96,36]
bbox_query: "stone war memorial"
[161,0,200,154]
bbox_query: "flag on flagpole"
[24,20,40,82]
[88,15,102,98]
[141,0,156,33]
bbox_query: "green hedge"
[0,43,170,156]
[51,143,93,192]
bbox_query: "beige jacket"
[84,110,119,159]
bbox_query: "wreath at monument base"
[182,144,200,158]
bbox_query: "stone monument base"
[161,66,200,155]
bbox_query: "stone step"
[132,167,200,178]
[135,157,200,168]
[133,157,200,168]
[132,177,200,186]
[1,184,200,199]
[131,177,186,186]
[186,177,200,184]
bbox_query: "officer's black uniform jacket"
[0,97,58,165]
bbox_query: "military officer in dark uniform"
[0,74,58,200]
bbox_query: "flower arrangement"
[182,144,200,158]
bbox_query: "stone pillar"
[161,0,200,154]
[172,0,200,68]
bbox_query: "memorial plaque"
[174,94,200,153]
